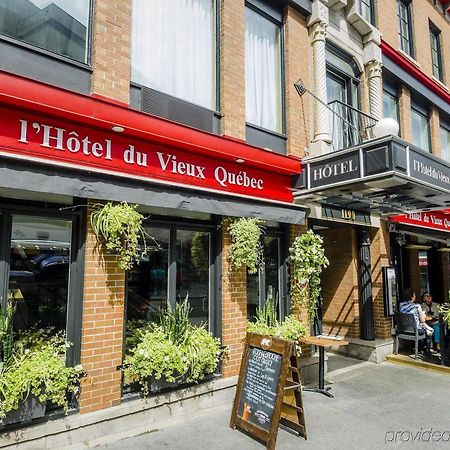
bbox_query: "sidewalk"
[96,359,450,450]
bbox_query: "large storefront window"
[0,0,91,63]
[247,231,286,321]
[125,222,215,352]
[8,215,72,333]
[176,230,210,326]
[131,0,217,110]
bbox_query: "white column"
[311,20,330,143]
[367,59,383,121]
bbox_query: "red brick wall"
[320,226,360,338]
[371,223,393,339]
[79,202,125,414]
[221,219,247,377]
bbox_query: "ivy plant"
[0,331,84,418]
[290,230,329,319]
[124,299,225,397]
[0,302,15,368]
[228,218,265,274]
[91,202,147,271]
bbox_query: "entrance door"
[327,72,347,151]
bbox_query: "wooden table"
[300,336,348,398]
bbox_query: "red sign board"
[0,107,294,203]
[389,211,450,233]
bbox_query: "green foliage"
[290,230,329,318]
[0,332,84,418]
[124,300,223,396]
[228,218,264,274]
[441,304,450,327]
[190,232,209,272]
[247,298,306,342]
[91,202,147,271]
[0,302,15,365]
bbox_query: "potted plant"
[228,218,265,274]
[247,298,307,342]
[90,201,148,271]
[290,230,329,318]
[124,299,224,396]
[0,302,15,372]
[0,329,84,428]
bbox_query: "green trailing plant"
[124,299,224,396]
[91,202,147,271]
[441,304,450,327]
[0,302,15,366]
[0,331,84,418]
[290,230,329,319]
[228,218,265,274]
[247,298,306,342]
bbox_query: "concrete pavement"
[96,359,450,450]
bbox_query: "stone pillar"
[398,85,413,142]
[308,1,330,153]
[363,31,383,122]
[366,60,383,121]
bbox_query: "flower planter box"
[0,395,46,429]
[148,372,216,394]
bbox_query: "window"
[126,221,216,347]
[131,0,217,110]
[326,44,361,151]
[411,107,431,153]
[247,231,288,321]
[441,125,450,161]
[397,0,413,56]
[0,0,90,63]
[360,0,375,25]
[383,91,399,123]
[430,24,443,82]
[245,6,283,133]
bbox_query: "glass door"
[327,72,347,151]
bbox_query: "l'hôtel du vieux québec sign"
[0,109,294,203]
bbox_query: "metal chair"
[394,312,429,359]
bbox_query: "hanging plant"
[228,218,265,274]
[290,230,329,318]
[90,202,147,271]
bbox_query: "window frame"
[246,225,289,321]
[130,0,220,114]
[360,0,376,26]
[383,89,401,133]
[0,201,85,367]
[411,104,432,153]
[124,217,220,336]
[440,123,450,162]
[244,2,286,136]
[429,23,444,83]
[0,0,93,68]
[397,0,414,57]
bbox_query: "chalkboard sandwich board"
[230,333,294,450]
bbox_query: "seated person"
[399,289,432,337]
[420,292,440,351]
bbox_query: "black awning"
[294,136,450,215]
[0,157,306,225]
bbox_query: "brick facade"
[79,202,126,414]
[221,218,248,377]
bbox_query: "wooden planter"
[0,395,46,429]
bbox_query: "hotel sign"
[409,149,450,192]
[0,108,294,203]
[389,211,450,233]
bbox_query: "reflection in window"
[441,126,450,162]
[383,91,399,122]
[247,235,281,321]
[419,251,429,294]
[0,0,90,63]
[126,227,169,325]
[245,7,282,133]
[131,0,216,109]
[8,215,72,333]
[411,107,431,153]
[176,230,210,327]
